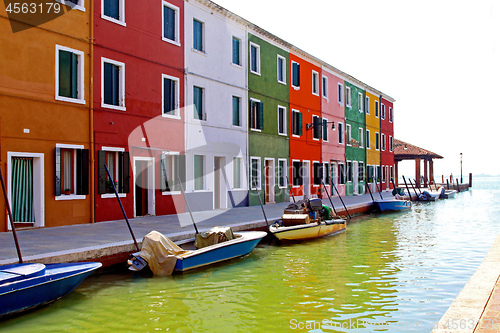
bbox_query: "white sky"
[213,0,500,178]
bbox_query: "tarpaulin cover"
[139,231,191,276]
[194,227,234,249]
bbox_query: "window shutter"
[71,53,78,99]
[112,64,119,106]
[59,50,71,98]
[177,155,186,191]
[160,155,167,192]
[299,162,303,186]
[119,151,130,193]
[249,100,253,129]
[298,112,303,136]
[323,120,328,140]
[104,63,113,105]
[258,102,264,130]
[55,148,61,196]
[76,149,89,195]
[97,150,106,194]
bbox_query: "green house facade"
[344,81,366,196]
[248,33,290,206]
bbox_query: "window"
[250,42,260,74]
[312,115,321,140]
[322,163,330,185]
[56,45,85,104]
[251,157,261,189]
[346,124,352,146]
[312,71,319,95]
[382,166,387,182]
[233,157,242,189]
[338,163,345,185]
[292,110,302,136]
[278,159,287,188]
[389,136,393,152]
[232,37,241,66]
[389,107,393,122]
[277,55,286,84]
[322,76,328,99]
[358,161,364,182]
[375,100,379,118]
[322,118,328,141]
[382,133,386,151]
[338,83,343,104]
[193,19,204,52]
[292,161,303,186]
[97,148,129,195]
[56,0,85,12]
[163,2,180,45]
[232,96,241,126]
[102,58,125,111]
[358,93,364,113]
[366,129,371,149]
[358,127,364,148]
[102,0,125,26]
[338,122,344,144]
[375,132,380,150]
[366,96,370,114]
[346,161,352,182]
[292,61,300,88]
[162,74,179,117]
[367,165,374,183]
[313,162,321,185]
[278,105,287,135]
[346,86,351,108]
[55,145,89,198]
[193,86,205,120]
[250,99,263,130]
[381,104,386,120]
[194,155,205,190]
[160,153,185,192]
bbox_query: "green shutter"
[176,155,186,191]
[298,112,303,136]
[249,100,253,129]
[76,149,89,195]
[258,102,264,130]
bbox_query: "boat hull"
[0,262,102,317]
[374,199,411,212]
[174,231,266,272]
[269,219,346,242]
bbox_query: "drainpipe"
[89,0,95,223]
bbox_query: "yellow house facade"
[365,89,380,190]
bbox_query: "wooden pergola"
[394,139,443,187]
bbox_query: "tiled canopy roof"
[394,139,443,160]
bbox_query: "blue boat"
[374,199,411,212]
[0,262,102,317]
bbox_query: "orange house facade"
[0,2,92,232]
[289,53,322,200]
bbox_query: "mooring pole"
[372,177,384,200]
[402,176,414,202]
[331,182,351,219]
[105,164,140,251]
[456,179,461,193]
[286,176,296,203]
[322,180,338,216]
[253,180,269,227]
[0,167,23,263]
[365,182,375,202]
[178,176,199,234]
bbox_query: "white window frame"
[291,159,301,188]
[375,100,379,118]
[346,86,352,108]
[277,54,286,84]
[358,127,364,148]
[358,92,364,113]
[231,36,242,67]
[55,143,86,201]
[365,96,370,114]
[312,70,319,96]
[250,156,261,190]
[162,1,181,46]
[249,42,261,75]
[101,146,126,198]
[322,118,328,142]
[346,124,352,146]
[381,103,386,120]
[101,0,126,27]
[277,105,287,136]
[192,18,205,53]
[193,154,206,191]
[55,45,85,105]
[162,73,180,119]
[278,158,287,189]
[337,83,343,105]
[312,161,321,187]
[161,151,181,195]
[338,122,344,145]
[381,133,386,151]
[375,132,380,151]
[322,76,328,99]
[56,0,85,11]
[101,57,126,111]
[291,61,300,89]
[366,129,371,149]
[312,115,321,141]
[389,106,393,123]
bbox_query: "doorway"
[264,159,275,203]
[303,160,310,199]
[134,158,154,217]
[353,161,359,195]
[214,157,226,209]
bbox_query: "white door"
[303,161,310,198]
[353,161,358,195]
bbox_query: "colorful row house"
[0,0,396,232]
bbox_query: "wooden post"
[423,159,428,188]
[469,173,473,188]
[456,179,461,193]
[446,179,450,190]
[415,158,421,187]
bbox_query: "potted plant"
[106,180,118,192]
[64,188,71,195]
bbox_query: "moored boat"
[0,262,102,318]
[374,198,411,212]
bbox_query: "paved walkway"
[0,191,388,265]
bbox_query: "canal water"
[2,177,500,332]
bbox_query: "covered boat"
[374,198,411,212]
[0,262,102,317]
[128,228,266,275]
[269,198,346,242]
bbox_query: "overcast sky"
[214,0,500,178]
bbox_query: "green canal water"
[2,177,500,332]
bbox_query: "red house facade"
[380,96,395,190]
[93,0,185,222]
